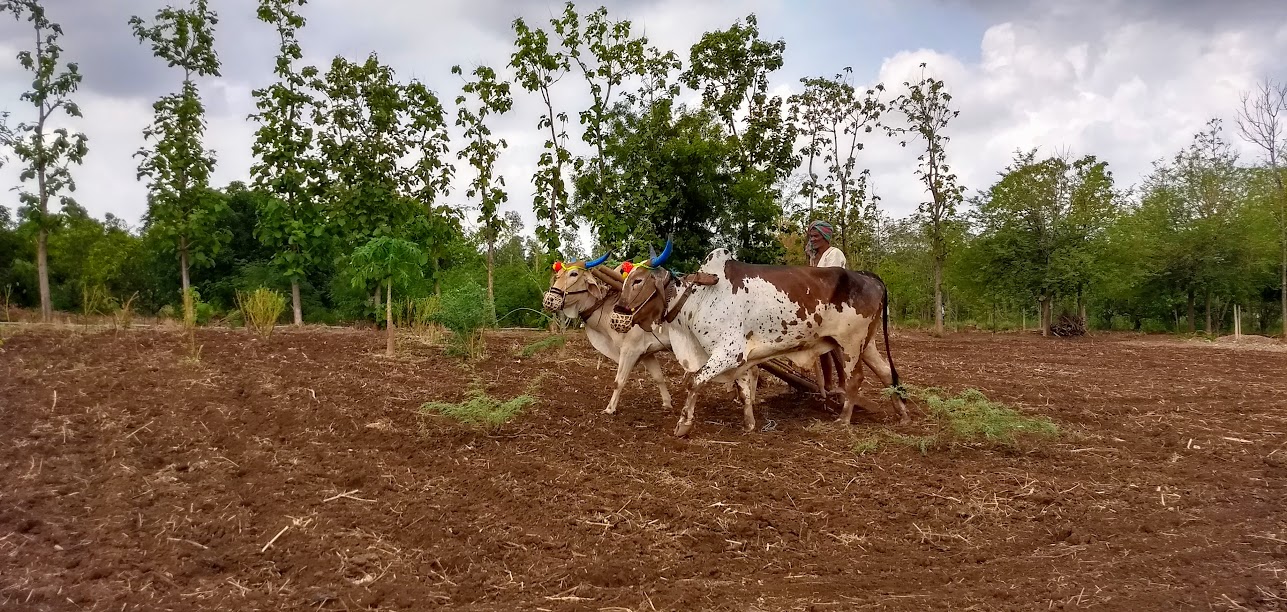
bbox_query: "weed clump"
[851,386,1059,455]
[237,287,287,339]
[516,334,565,357]
[421,390,535,433]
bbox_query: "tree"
[308,53,455,318]
[680,14,798,262]
[1236,77,1287,340]
[579,97,731,270]
[971,149,1118,334]
[890,63,964,336]
[249,0,320,326]
[130,0,227,322]
[551,2,673,236]
[453,63,512,325]
[510,16,572,259]
[1,0,89,322]
[348,237,426,356]
[788,68,886,267]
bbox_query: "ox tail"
[879,276,902,393]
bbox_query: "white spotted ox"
[611,242,909,437]
[542,251,764,419]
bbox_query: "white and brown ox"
[611,241,909,437]
[541,253,674,415]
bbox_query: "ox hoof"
[673,421,693,437]
[833,417,852,427]
[602,407,617,415]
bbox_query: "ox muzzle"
[609,304,634,334]
[542,288,565,311]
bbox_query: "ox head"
[542,252,611,315]
[610,238,674,333]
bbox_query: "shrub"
[237,287,287,339]
[516,334,565,358]
[439,281,489,359]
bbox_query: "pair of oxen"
[541,239,909,437]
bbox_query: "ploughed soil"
[2,324,1287,611]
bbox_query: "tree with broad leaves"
[680,13,798,263]
[1,0,89,322]
[551,2,677,239]
[453,63,512,326]
[889,63,964,336]
[510,16,572,260]
[249,0,321,326]
[309,53,455,310]
[1236,77,1287,341]
[129,0,228,324]
[349,237,426,357]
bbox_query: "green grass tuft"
[421,388,535,432]
[855,386,1059,455]
[516,334,566,358]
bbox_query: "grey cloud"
[942,0,1287,30]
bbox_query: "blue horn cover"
[649,238,673,267]
[585,252,610,268]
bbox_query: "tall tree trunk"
[386,280,394,357]
[1205,292,1213,335]
[1077,288,1087,324]
[37,228,51,322]
[1281,237,1286,341]
[179,239,192,322]
[487,239,496,325]
[933,257,944,336]
[291,279,302,326]
[1039,295,1051,337]
[1187,289,1196,334]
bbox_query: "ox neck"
[578,287,615,321]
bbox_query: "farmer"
[806,219,847,269]
[805,219,847,396]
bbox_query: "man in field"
[806,219,847,395]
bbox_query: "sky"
[1,0,1285,253]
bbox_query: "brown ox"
[541,255,673,415]
[612,245,908,437]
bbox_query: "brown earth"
[2,325,1286,611]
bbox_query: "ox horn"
[649,237,673,267]
[585,252,611,268]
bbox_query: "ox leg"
[834,344,866,426]
[640,354,673,410]
[675,347,742,437]
[605,346,645,415]
[734,368,760,432]
[861,341,910,424]
[674,381,702,438]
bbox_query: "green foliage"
[348,237,426,293]
[421,386,535,433]
[1,0,91,318]
[130,0,228,324]
[237,286,287,339]
[310,53,456,251]
[510,15,573,258]
[249,0,324,320]
[680,14,797,262]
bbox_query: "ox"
[541,252,675,415]
[611,242,909,437]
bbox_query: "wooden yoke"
[589,266,623,291]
